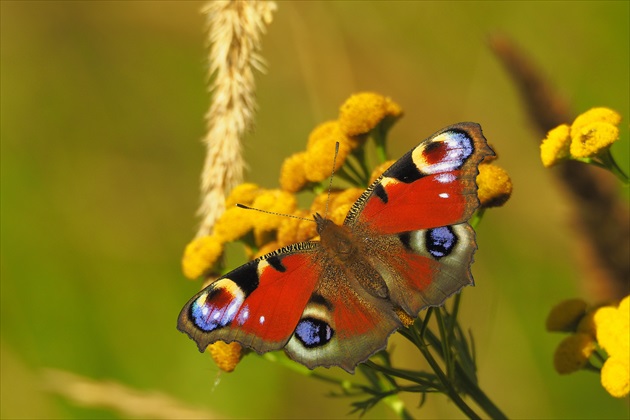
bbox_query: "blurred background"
[1,1,628,418]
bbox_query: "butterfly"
[178,122,494,373]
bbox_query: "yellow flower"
[277,209,311,247]
[207,341,243,373]
[331,187,363,210]
[225,183,263,208]
[295,217,317,243]
[394,307,415,327]
[546,298,588,332]
[540,108,622,166]
[249,189,298,234]
[569,107,621,159]
[593,295,630,398]
[213,206,254,242]
[570,107,622,139]
[476,164,513,208]
[304,121,353,183]
[570,122,620,159]
[181,234,224,279]
[338,92,403,137]
[329,203,352,225]
[601,356,630,398]
[540,124,571,167]
[594,297,629,359]
[279,152,309,193]
[553,333,596,374]
[310,190,341,215]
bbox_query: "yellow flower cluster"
[540,107,622,167]
[476,156,513,209]
[181,183,297,279]
[547,296,629,398]
[207,341,243,373]
[279,92,403,193]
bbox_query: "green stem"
[384,394,414,420]
[435,310,455,382]
[600,149,629,184]
[469,208,486,229]
[372,125,389,164]
[350,146,371,186]
[398,326,482,419]
[423,329,508,419]
[342,155,367,185]
[335,166,362,187]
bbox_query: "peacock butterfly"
[178,122,493,373]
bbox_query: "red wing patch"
[357,171,477,233]
[237,254,321,343]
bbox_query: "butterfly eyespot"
[412,130,475,175]
[294,317,334,348]
[425,226,458,259]
[190,280,245,332]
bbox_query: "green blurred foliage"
[1,1,628,419]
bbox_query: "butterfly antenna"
[236,204,313,223]
[323,142,340,218]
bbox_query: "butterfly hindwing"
[284,246,403,372]
[368,223,477,317]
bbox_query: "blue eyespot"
[294,317,334,348]
[426,226,457,259]
[190,280,245,331]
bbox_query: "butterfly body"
[178,122,493,373]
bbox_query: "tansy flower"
[395,307,415,327]
[277,209,311,247]
[225,183,263,208]
[182,234,224,279]
[570,107,622,141]
[213,206,255,243]
[548,295,630,397]
[539,107,623,166]
[476,164,513,208]
[540,124,571,168]
[331,187,363,211]
[601,356,630,398]
[546,298,588,332]
[304,121,354,183]
[249,189,297,234]
[553,333,596,374]
[338,92,403,137]
[594,298,629,360]
[597,295,629,398]
[295,217,318,243]
[570,121,620,159]
[207,341,243,373]
[310,190,342,215]
[279,152,309,193]
[329,203,352,225]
